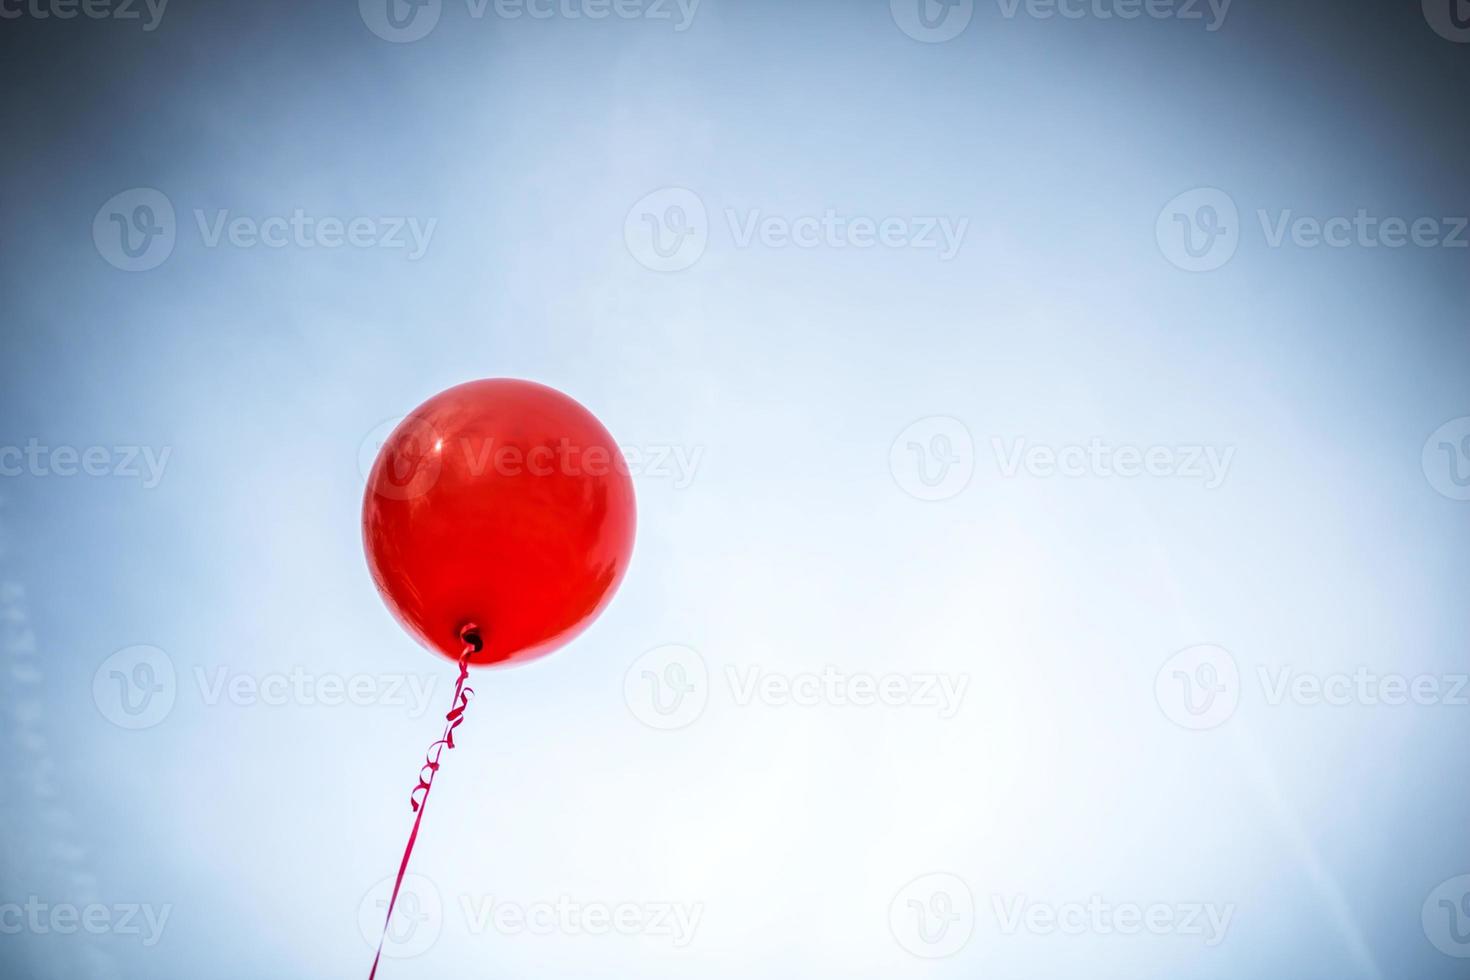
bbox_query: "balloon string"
[368,634,478,980]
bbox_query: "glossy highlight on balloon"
[362,379,636,667]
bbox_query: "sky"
[1,0,1469,977]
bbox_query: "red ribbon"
[368,638,477,980]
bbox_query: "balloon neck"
[458,623,484,655]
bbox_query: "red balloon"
[362,379,636,667]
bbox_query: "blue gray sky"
[1,0,1469,977]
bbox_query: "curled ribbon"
[368,631,479,980]
[411,654,474,813]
